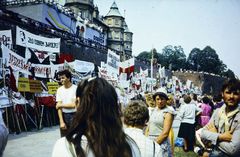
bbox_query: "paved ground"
[3,112,181,157]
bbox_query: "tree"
[222,69,235,78]
[136,51,149,61]
[161,45,187,70]
[187,48,202,71]
[187,46,226,75]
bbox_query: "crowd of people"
[1,69,239,156]
[51,70,240,157]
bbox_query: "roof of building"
[124,21,131,33]
[105,1,123,17]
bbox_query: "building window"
[115,32,119,38]
[82,11,85,19]
[127,35,130,41]
[108,19,112,25]
[115,19,119,25]
[108,32,112,38]
[115,45,118,50]
[89,14,92,21]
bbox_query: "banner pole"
[32,93,39,130]
[9,93,21,133]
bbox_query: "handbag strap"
[153,141,155,157]
[68,141,76,157]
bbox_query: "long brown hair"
[66,78,134,157]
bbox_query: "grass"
[174,146,200,157]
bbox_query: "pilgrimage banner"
[107,50,120,75]
[16,26,60,52]
[2,45,51,78]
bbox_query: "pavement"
[3,112,181,157]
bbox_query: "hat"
[153,88,169,100]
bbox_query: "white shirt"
[178,103,203,124]
[52,135,141,157]
[56,84,77,113]
[125,128,162,157]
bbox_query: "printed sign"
[47,82,59,94]
[29,80,42,93]
[107,50,120,75]
[18,77,30,92]
[16,26,60,52]
[0,30,12,48]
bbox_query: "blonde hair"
[167,94,174,107]
[145,93,156,107]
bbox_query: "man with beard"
[56,70,77,137]
[200,78,240,157]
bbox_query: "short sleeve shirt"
[56,84,77,113]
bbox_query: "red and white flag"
[119,57,135,74]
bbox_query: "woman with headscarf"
[145,88,176,157]
[52,78,140,157]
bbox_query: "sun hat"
[153,88,169,100]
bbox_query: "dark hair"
[215,93,222,102]
[124,100,149,127]
[184,95,191,104]
[58,70,72,82]
[202,97,209,104]
[66,78,134,157]
[193,94,197,101]
[222,78,240,92]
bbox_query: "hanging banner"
[107,50,120,75]
[16,26,60,52]
[29,80,42,93]
[0,29,12,48]
[47,82,59,94]
[26,47,53,63]
[2,45,51,78]
[18,77,30,92]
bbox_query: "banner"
[119,57,135,74]
[2,45,52,78]
[16,26,60,52]
[140,67,148,77]
[107,50,120,75]
[0,30,12,48]
[26,47,53,63]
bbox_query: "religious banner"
[107,50,120,75]
[0,29,12,48]
[16,26,60,52]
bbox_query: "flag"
[119,57,135,74]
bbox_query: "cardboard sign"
[18,77,30,92]
[29,80,42,93]
[47,82,59,94]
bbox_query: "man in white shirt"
[123,100,162,157]
[56,70,77,137]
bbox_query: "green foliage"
[161,45,187,70]
[222,69,235,78]
[136,45,234,77]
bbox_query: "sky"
[94,0,240,77]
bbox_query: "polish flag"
[119,57,135,74]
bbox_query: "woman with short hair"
[177,95,203,152]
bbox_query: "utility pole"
[151,45,154,92]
